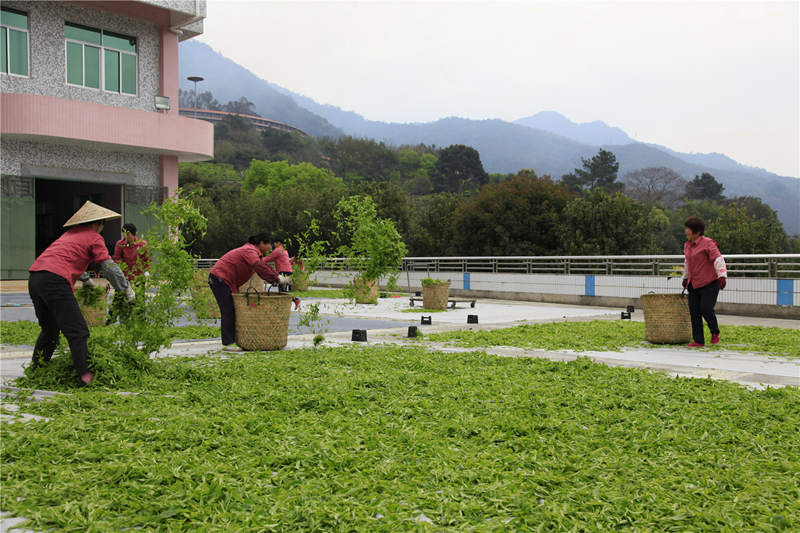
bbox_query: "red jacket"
[683,236,726,289]
[264,245,292,273]
[113,238,150,280]
[210,243,279,292]
[30,226,111,288]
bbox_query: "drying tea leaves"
[74,284,106,309]
[2,346,798,531]
[426,320,800,357]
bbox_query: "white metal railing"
[197,254,800,278]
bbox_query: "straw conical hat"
[63,201,121,227]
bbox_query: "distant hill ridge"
[179,40,800,235]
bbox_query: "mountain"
[178,41,800,235]
[514,111,634,145]
[178,41,342,138]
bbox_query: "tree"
[685,172,724,201]
[406,193,464,256]
[243,160,343,197]
[432,144,489,193]
[561,149,622,193]
[558,191,660,254]
[709,204,786,254]
[450,172,571,255]
[623,167,687,208]
[223,97,258,116]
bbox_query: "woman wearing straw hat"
[682,215,727,348]
[28,201,135,386]
[208,232,280,352]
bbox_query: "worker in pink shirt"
[208,233,279,352]
[28,201,134,386]
[681,216,727,347]
[264,235,301,310]
[112,223,151,281]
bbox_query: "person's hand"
[125,287,136,302]
[717,277,726,290]
[682,278,688,289]
[83,277,95,288]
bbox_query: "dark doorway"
[35,179,123,256]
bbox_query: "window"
[1,7,29,76]
[65,22,136,95]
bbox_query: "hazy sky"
[198,1,800,177]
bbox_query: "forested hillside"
[180,109,799,259]
[179,41,800,235]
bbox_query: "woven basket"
[641,292,691,344]
[353,277,378,304]
[232,289,292,351]
[292,270,309,291]
[190,269,220,319]
[77,292,107,327]
[422,282,450,310]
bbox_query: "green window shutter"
[104,49,119,92]
[64,22,101,45]
[121,53,136,95]
[66,41,83,85]
[84,45,100,88]
[1,27,6,73]
[1,8,28,30]
[102,31,136,53]
[8,28,27,76]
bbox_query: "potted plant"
[335,196,407,304]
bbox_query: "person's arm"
[139,242,152,272]
[681,260,689,288]
[707,240,727,289]
[253,258,279,284]
[78,271,94,287]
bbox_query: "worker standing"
[112,223,151,281]
[265,235,301,310]
[28,201,134,386]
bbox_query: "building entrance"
[35,179,122,257]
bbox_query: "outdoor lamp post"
[187,76,204,117]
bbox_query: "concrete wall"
[1,1,160,111]
[312,270,800,319]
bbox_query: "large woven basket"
[422,282,450,310]
[232,289,292,351]
[77,292,107,327]
[190,269,220,319]
[353,277,378,304]
[641,292,691,344]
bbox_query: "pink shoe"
[711,334,720,345]
[687,342,705,348]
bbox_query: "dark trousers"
[688,281,720,344]
[28,271,91,375]
[209,274,236,346]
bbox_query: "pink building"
[1,1,213,278]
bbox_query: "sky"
[197,1,800,177]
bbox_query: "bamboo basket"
[353,277,378,304]
[422,282,451,310]
[77,292,107,327]
[190,269,220,319]
[232,288,292,351]
[641,292,691,344]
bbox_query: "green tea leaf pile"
[2,346,798,530]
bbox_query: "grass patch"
[2,346,798,531]
[0,320,219,347]
[401,308,448,313]
[425,320,800,357]
[293,288,349,299]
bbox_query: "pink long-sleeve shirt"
[683,236,727,289]
[29,226,111,288]
[264,245,292,273]
[210,243,279,293]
